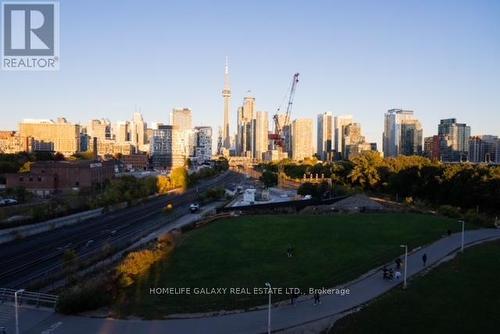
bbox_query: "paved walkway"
[3,228,500,334]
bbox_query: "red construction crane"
[269,73,300,149]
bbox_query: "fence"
[0,288,58,309]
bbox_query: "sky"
[1,0,500,151]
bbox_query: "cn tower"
[222,57,231,149]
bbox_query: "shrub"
[56,275,111,314]
[116,232,176,287]
[438,205,461,219]
[464,210,493,228]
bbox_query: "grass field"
[331,239,500,334]
[113,213,469,318]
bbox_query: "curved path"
[6,228,500,334]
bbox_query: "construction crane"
[269,73,300,150]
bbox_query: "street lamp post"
[399,245,408,289]
[459,220,465,252]
[15,289,25,334]
[265,282,272,334]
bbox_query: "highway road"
[0,171,244,289]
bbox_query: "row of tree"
[258,152,500,213]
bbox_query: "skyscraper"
[291,118,313,161]
[438,118,471,162]
[334,115,353,159]
[170,108,192,131]
[383,109,423,157]
[468,135,498,163]
[236,95,255,157]
[150,125,184,170]
[193,126,213,164]
[424,135,441,160]
[88,119,111,142]
[317,112,333,160]
[252,111,269,160]
[130,112,147,150]
[222,57,231,149]
[342,123,371,159]
[171,108,194,157]
[115,121,129,143]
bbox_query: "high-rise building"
[222,57,231,149]
[236,95,256,157]
[291,118,313,161]
[150,125,184,170]
[424,135,441,160]
[334,115,353,159]
[88,119,111,142]
[171,108,192,131]
[171,108,194,157]
[342,123,374,159]
[193,126,213,164]
[438,118,471,162]
[252,111,269,160]
[19,118,81,156]
[468,135,498,163]
[496,139,500,164]
[130,112,147,151]
[383,109,423,157]
[317,112,333,160]
[115,121,129,143]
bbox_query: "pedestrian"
[314,291,321,305]
[395,270,401,279]
[447,229,452,237]
[290,292,296,305]
[422,253,428,266]
[382,266,389,280]
[395,258,402,270]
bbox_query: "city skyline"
[1,0,499,151]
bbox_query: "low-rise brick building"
[6,160,115,196]
[120,153,149,171]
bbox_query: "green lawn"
[113,213,468,318]
[331,239,500,334]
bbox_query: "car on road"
[0,198,18,206]
[189,203,200,213]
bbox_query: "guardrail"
[0,288,58,309]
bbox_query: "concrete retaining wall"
[0,208,103,245]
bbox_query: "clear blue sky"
[1,0,499,150]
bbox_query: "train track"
[0,172,242,289]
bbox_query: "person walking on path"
[422,253,428,266]
[395,258,402,270]
[290,292,297,305]
[313,291,321,305]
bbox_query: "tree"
[171,167,188,190]
[19,161,33,172]
[348,151,384,189]
[157,175,173,194]
[297,182,317,197]
[260,170,278,188]
[54,152,66,161]
[214,157,229,172]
